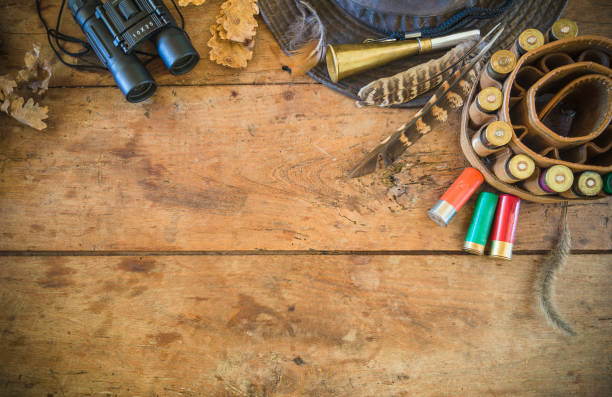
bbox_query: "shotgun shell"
[469,87,503,127]
[540,165,574,193]
[515,28,545,56]
[574,171,603,196]
[464,192,499,255]
[604,173,612,194]
[428,167,484,227]
[490,194,521,260]
[549,18,578,41]
[480,50,517,89]
[488,50,517,80]
[476,87,503,113]
[471,121,513,157]
[507,154,536,180]
[492,152,535,183]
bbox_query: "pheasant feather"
[357,41,477,107]
[349,24,504,178]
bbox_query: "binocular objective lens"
[127,82,157,103]
[170,54,199,75]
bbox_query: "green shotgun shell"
[464,192,499,255]
[604,173,612,194]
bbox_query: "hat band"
[332,0,514,38]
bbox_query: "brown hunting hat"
[259,0,569,107]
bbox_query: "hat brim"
[259,0,569,107]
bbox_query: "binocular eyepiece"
[68,0,199,102]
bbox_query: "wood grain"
[0,254,610,396]
[1,0,610,87]
[0,0,310,86]
[0,85,610,251]
[0,1,611,396]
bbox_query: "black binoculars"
[68,0,199,102]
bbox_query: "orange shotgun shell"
[428,167,484,227]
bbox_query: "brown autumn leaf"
[0,75,17,101]
[2,45,53,130]
[178,0,207,5]
[8,97,49,131]
[16,45,52,95]
[208,24,253,68]
[216,0,259,43]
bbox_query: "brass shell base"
[490,240,513,260]
[464,241,485,255]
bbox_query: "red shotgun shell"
[489,194,521,260]
[428,167,484,227]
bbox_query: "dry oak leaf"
[8,97,48,131]
[178,0,207,5]
[0,75,17,101]
[217,0,259,43]
[208,24,253,68]
[1,100,9,114]
[16,45,52,95]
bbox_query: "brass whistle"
[325,29,481,82]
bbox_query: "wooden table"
[1,1,610,396]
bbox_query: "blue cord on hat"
[382,0,515,40]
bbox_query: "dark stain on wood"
[89,298,111,314]
[152,332,182,346]
[187,296,209,302]
[227,294,294,337]
[94,315,113,337]
[10,335,26,346]
[98,280,128,294]
[110,135,139,159]
[283,91,295,101]
[138,179,247,214]
[176,314,208,331]
[66,141,88,153]
[117,258,157,274]
[288,305,295,312]
[345,195,367,215]
[130,286,148,297]
[64,190,77,199]
[145,162,168,178]
[38,262,76,289]
[230,90,238,98]
[292,356,305,366]
[30,224,45,232]
[227,294,276,330]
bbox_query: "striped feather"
[357,41,477,107]
[349,24,504,178]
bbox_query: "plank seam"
[45,82,319,89]
[0,250,609,256]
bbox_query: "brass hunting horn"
[326,30,481,82]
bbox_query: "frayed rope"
[537,202,576,336]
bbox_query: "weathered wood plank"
[0,0,310,86]
[0,254,610,396]
[0,86,610,251]
[1,0,610,87]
